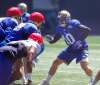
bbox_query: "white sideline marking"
[89,43,100,46]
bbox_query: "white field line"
[90,50,100,52]
[34,68,84,74]
[36,79,85,83]
[52,78,85,83]
[89,43,100,46]
[36,80,84,85]
[39,57,100,64]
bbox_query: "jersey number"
[64,33,75,45]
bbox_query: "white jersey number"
[64,33,75,45]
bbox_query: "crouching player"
[0,7,22,42]
[0,33,43,85]
[0,39,27,85]
[40,10,93,85]
[9,33,44,85]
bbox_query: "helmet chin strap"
[59,23,67,27]
[59,20,67,27]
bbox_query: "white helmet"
[58,10,71,19]
[57,10,71,26]
[18,3,28,13]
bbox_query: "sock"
[91,77,98,85]
[89,74,94,82]
[22,74,28,84]
[27,73,32,81]
[45,74,52,82]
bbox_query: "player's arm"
[78,24,91,32]
[46,32,61,44]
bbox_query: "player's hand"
[45,34,54,43]
[73,40,82,49]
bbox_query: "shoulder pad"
[69,19,80,26]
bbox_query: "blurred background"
[0,0,100,35]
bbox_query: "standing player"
[0,33,43,85]
[18,3,30,22]
[40,10,93,85]
[89,70,100,85]
[0,7,22,41]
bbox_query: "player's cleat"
[23,80,33,85]
[88,77,95,85]
[39,80,50,85]
[88,82,93,85]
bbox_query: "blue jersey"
[5,22,39,42]
[0,28,5,42]
[50,19,91,64]
[0,17,18,30]
[22,12,30,22]
[0,17,18,42]
[0,53,12,85]
[53,19,91,50]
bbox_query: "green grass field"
[17,36,100,85]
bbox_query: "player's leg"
[39,58,64,85]
[80,58,93,78]
[39,48,74,85]
[88,70,100,85]
[0,53,13,85]
[25,61,33,85]
[78,49,93,83]
[9,59,22,84]
[20,46,36,85]
[80,57,94,84]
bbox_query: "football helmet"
[7,7,22,17]
[57,10,71,26]
[29,12,45,23]
[28,33,43,45]
[18,3,28,13]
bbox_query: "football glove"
[45,34,54,43]
[73,40,82,50]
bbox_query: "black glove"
[72,40,82,50]
[45,34,54,43]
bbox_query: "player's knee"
[80,61,89,70]
[53,58,63,66]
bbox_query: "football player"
[40,10,93,85]
[0,7,22,41]
[0,11,45,46]
[18,3,30,22]
[0,33,43,85]
[3,12,45,85]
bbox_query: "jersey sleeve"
[48,26,62,43]
[69,19,81,27]
[1,18,18,30]
[23,24,38,39]
[22,13,30,22]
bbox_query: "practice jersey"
[5,22,39,42]
[55,19,90,49]
[0,17,18,30]
[22,12,30,22]
[8,39,41,55]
